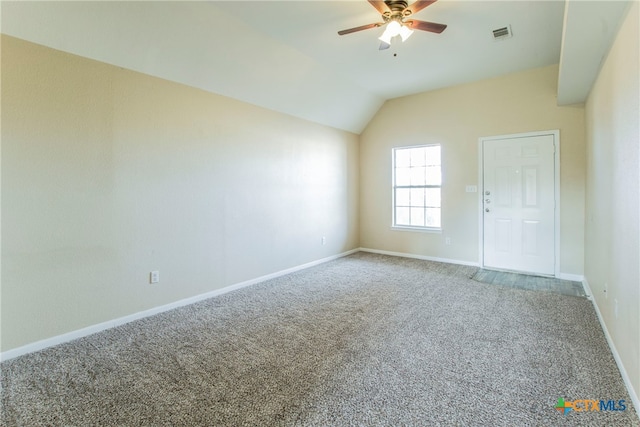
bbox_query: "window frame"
[391,144,442,232]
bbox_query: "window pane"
[410,148,426,167]
[410,188,425,207]
[396,207,410,225]
[425,188,441,207]
[396,167,410,186]
[410,167,426,186]
[426,208,441,227]
[396,188,410,206]
[426,146,441,166]
[393,145,441,229]
[426,166,441,185]
[395,149,411,168]
[410,207,425,226]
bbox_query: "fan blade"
[406,0,438,15]
[338,22,384,35]
[379,41,391,50]
[368,0,390,14]
[406,20,447,33]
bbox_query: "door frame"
[477,130,561,277]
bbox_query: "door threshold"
[471,269,585,297]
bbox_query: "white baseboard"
[583,278,640,418]
[557,273,585,283]
[358,247,480,267]
[0,248,359,362]
[357,249,584,280]
[582,276,594,300]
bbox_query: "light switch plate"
[150,271,160,284]
[465,185,478,193]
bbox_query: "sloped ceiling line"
[2,1,631,132]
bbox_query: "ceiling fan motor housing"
[382,0,412,23]
[385,0,409,12]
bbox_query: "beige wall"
[1,36,359,352]
[360,64,585,275]
[585,2,639,402]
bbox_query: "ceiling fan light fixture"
[378,20,413,45]
[385,20,402,37]
[399,24,414,41]
[378,31,393,44]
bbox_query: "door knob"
[485,208,490,212]
[485,199,491,203]
[485,190,491,195]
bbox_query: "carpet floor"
[1,252,638,426]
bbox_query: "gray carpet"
[1,252,638,426]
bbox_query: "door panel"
[483,134,555,275]
[522,220,539,255]
[523,167,538,206]
[495,219,512,253]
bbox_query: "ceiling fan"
[338,0,447,50]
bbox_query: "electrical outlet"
[445,237,451,245]
[604,282,608,299]
[322,236,326,245]
[614,299,619,319]
[150,271,160,284]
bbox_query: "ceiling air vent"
[492,25,513,40]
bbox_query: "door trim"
[478,130,560,277]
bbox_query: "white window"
[392,145,442,229]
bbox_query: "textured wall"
[360,64,586,275]
[585,1,639,405]
[1,36,359,351]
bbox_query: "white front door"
[482,133,556,276]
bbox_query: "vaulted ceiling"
[1,1,631,133]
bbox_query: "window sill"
[391,226,442,234]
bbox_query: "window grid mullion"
[393,145,441,229]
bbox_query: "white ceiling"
[1,1,632,133]
[557,0,631,105]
